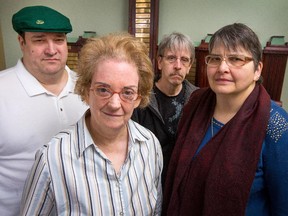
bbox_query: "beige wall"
[0,0,287,109]
[0,22,5,70]
[158,0,288,109]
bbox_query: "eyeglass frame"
[204,54,254,67]
[90,83,140,103]
[160,54,192,67]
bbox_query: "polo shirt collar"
[15,59,74,97]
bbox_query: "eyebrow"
[166,54,190,58]
[31,34,46,38]
[31,33,66,38]
[93,82,138,89]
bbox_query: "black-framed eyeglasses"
[205,54,254,67]
[160,55,191,67]
[90,83,139,103]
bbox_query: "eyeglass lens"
[205,55,253,67]
[163,55,191,66]
[92,85,138,102]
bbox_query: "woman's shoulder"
[266,101,288,143]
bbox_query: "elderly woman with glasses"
[21,33,163,215]
[163,23,288,216]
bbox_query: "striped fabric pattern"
[21,116,163,216]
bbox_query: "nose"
[107,93,122,108]
[218,58,230,72]
[173,58,182,69]
[45,41,57,56]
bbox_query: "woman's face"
[87,59,141,133]
[206,44,262,99]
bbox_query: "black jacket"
[131,80,198,184]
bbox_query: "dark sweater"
[131,80,198,185]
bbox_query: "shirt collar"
[127,120,151,143]
[76,111,151,158]
[15,59,75,97]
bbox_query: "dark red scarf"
[162,85,270,216]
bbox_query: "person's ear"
[254,61,263,81]
[157,56,163,70]
[18,35,25,51]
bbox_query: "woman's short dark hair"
[209,23,262,71]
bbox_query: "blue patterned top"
[198,101,288,216]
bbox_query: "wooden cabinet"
[186,61,197,85]
[195,35,211,87]
[262,36,288,105]
[67,37,87,71]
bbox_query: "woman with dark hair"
[163,23,288,216]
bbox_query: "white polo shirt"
[0,60,88,216]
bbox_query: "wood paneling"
[262,37,288,105]
[129,0,159,71]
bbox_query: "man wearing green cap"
[0,6,88,215]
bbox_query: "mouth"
[170,73,183,79]
[215,78,233,84]
[43,58,59,62]
[103,111,123,117]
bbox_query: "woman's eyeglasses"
[205,54,253,67]
[90,84,139,103]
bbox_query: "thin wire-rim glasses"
[160,55,192,67]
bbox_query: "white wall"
[0,0,287,109]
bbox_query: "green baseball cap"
[12,5,72,34]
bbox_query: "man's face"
[157,49,192,87]
[19,32,68,78]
